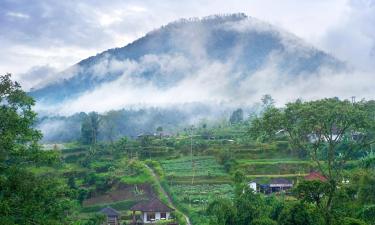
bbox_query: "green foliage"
[81,213,106,225]
[341,217,368,225]
[358,171,375,204]
[0,167,75,225]
[207,198,236,225]
[278,202,318,225]
[217,149,237,172]
[250,98,375,225]
[229,108,244,125]
[81,112,100,145]
[294,180,330,206]
[0,73,43,167]
[206,185,273,225]
[358,205,375,225]
[0,74,75,224]
[251,217,277,225]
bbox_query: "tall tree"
[0,74,74,224]
[250,98,375,224]
[81,112,100,145]
[229,108,244,125]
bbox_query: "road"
[145,165,192,225]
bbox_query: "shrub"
[342,217,368,225]
[358,205,375,225]
[251,218,277,225]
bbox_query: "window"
[160,212,167,219]
[147,213,155,221]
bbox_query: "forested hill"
[29,13,344,106]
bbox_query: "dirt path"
[145,165,192,225]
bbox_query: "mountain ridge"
[29,13,345,108]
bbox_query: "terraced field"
[161,156,228,178]
[160,156,233,224]
[236,159,313,175]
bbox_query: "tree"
[0,73,42,166]
[261,94,275,110]
[278,202,317,225]
[207,198,236,225]
[0,167,75,225]
[294,180,330,207]
[229,108,244,124]
[250,98,375,225]
[157,126,163,139]
[81,112,101,145]
[0,74,74,224]
[207,183,269,225]
[101,110,119,144]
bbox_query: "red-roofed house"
[304,172,327,182]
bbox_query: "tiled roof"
[270,178,292,185]
[99,207,120,216]
[304,172,327,182]
[130,198,174,212]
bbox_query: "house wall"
[249,182,257,192]
[142,212,171,223]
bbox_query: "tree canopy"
[250,98,375,224]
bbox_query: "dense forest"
[1,73,375,225]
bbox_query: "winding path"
[145,165,192,225]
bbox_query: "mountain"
[30,13,344,110]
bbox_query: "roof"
[130,198,174,212]
[270,178,293,185]
[304,172,327,182]
[99,207,120,216]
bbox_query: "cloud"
[35,51,374,116]
[0,0,366,84]
[318,0,375,70]
[18,65,58,91]
[6,11,30,19]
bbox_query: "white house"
[130,198,174,224]
[248,180,260,192]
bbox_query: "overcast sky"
[1,0,374,86]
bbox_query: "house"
[130,198,174,224]
[137,132,157,139]
[99,207,121,225]
[304,172,327,182]
[269,178,293,193]
[248,178,263,192]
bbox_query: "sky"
[0,0,374,90]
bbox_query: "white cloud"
[6,11,30,19]
[35,49,374,116]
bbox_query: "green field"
[161,156,228,177]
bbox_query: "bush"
[342,217,368,225]
[251,218,277,225]
[358,205,375,225]
[278,202,316,225]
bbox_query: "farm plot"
[161,156,228,177]
[169,184,234,225]
[236,160,313,175]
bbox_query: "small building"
[304,172,327,182]
[269,178,293,193]
[130,198,174,224]
[99,207,121,225]
[248,178,263,192]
